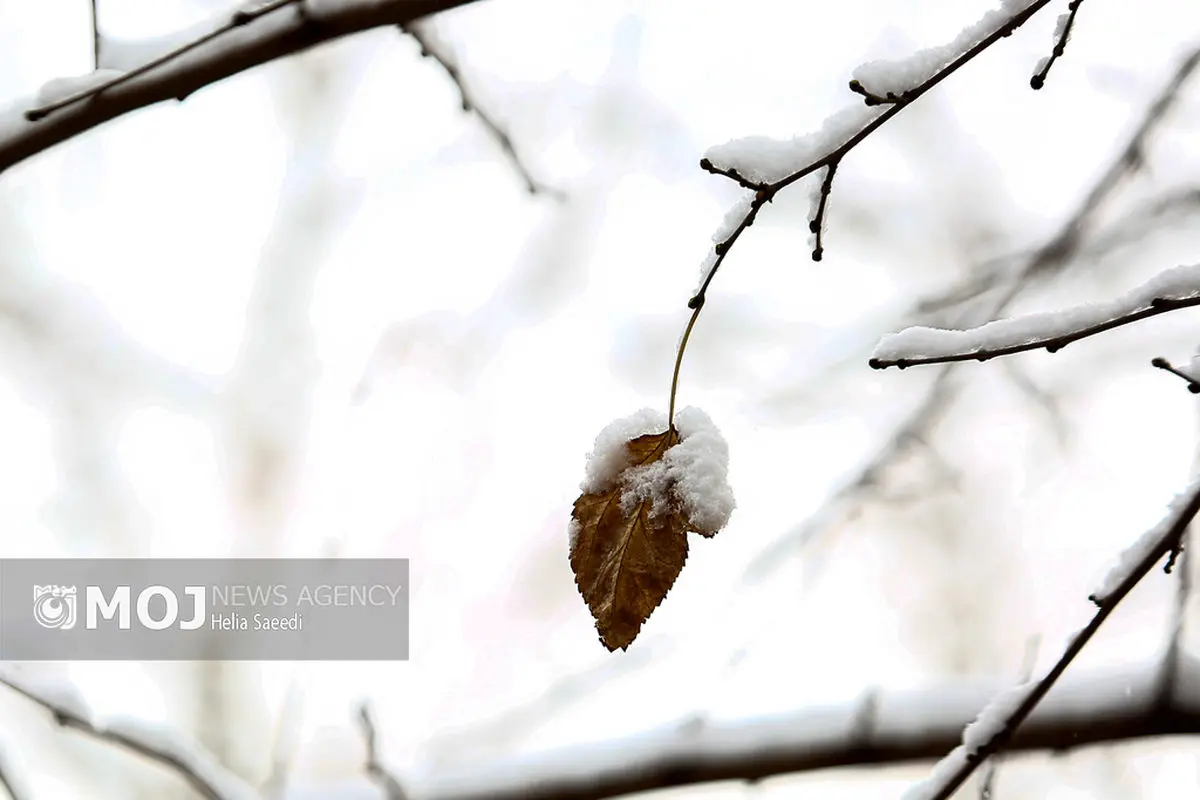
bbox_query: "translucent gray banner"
[0,559,409,660]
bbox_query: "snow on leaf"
[570,407,734,651]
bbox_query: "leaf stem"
[668,304,701,430]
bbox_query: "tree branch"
[869,263,1200,369]
[0,666,256,800]
[0,0,484,176]
[407,654,1200,800]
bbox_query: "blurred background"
[1,0,1200,797]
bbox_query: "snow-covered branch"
[0,0,482,176]
[0,666,258,800]
[402,655,1200,800]
[869,263,1200,369]
[690,0,1055,290]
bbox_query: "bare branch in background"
[0,0,484,175]
[407,654,1200,800]
[401,21,562,197]
[0,668,256,800]
[357,705,409,800]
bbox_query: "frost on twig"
[0,665,257,800]
[870,263,1200,369]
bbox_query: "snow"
[703,105,879,185]
[695,193,754,292]
[712,194,752,248]
[35,71,126,108]
[852,0,1039,96]
[961,680,1034,750]
[1090,472,1200,604]
[579,407,666,494]
[576,407,735,537]
[902,679,1036,800]
[872,263,1200,364]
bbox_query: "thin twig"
[401,21,562,198]
[358,704,409,800]
[1030,0,1087,89]
[1152,357,1200,392]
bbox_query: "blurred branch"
[0,0,483,175]
[0,667,256,800]
[401,21,562,197]
[409,654,1200,800]
[357,705,409,800]
[742,368,958,584]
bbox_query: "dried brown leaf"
[570,427,692,651]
